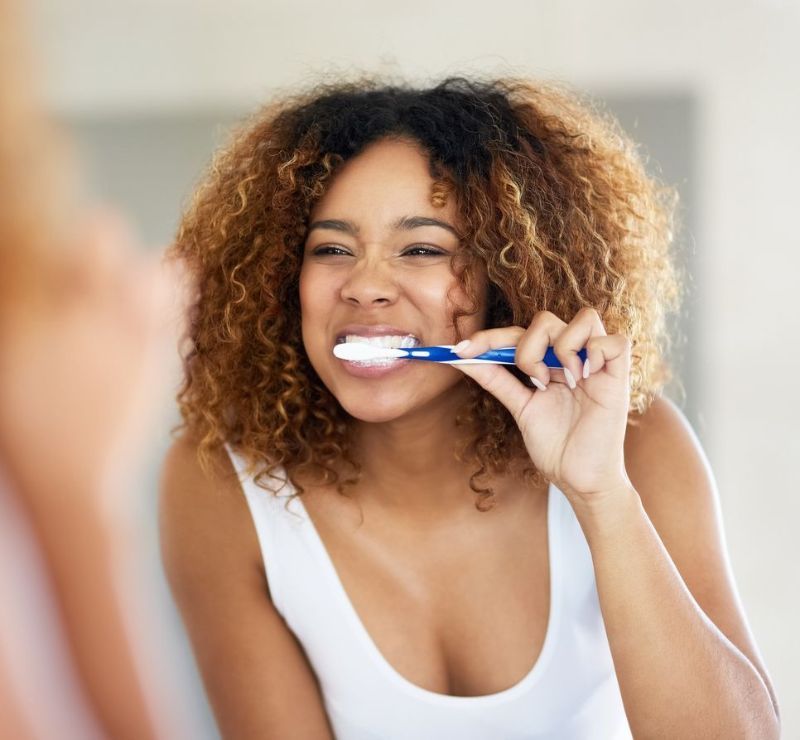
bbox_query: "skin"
[299,136,500,515]
[161,137,780,738]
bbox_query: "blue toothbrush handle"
[477,346,588,368]
[411,346,587,368]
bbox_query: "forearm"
[569,485,779,739]
[13,472,161,740]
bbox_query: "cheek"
[299,265,335,324]
[437,276,488,335]
[298,267,336,359]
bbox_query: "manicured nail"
[453,340,471,354]
[582,358,590,379]
[564,368,577,389]
[529,376,547,391]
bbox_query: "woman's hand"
[452,308,633,504]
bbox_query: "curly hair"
[171,73,685,511]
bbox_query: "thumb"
[454,363,534,422]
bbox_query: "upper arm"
[159,437,334,740]
[624,396,780,720]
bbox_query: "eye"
[401,244,448,257]
[310,245,353,257]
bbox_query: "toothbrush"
[333,342,587,368]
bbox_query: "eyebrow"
[306,215,460,238]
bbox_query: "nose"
[339,256,399,307]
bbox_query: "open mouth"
[335,334,421,350]
[333,333,421,369]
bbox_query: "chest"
[300,490,552,698]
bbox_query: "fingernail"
[529,376,547,391]
[582,358,590,379]
[564,368,577,390]
[453,340,471,354]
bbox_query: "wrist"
[564,481,642,532]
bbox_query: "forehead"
[309,138,459,227]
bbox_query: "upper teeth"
[343,334,419,348]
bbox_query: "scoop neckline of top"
[289,479,563,706]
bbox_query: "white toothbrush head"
[333,342,409,361]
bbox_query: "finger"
[514,311,569,389]
[134,248,190,331]
[453,325,525,357]
[551,307,607,388]
[453,362,535,423]
[60,206,138,304]
[582,333,631,382]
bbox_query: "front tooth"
[344,334,418,348]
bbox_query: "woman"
[161,76,780,739]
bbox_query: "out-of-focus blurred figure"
[0,2,190,738]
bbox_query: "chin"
[326,372,466,426]
[310,351,465,424]
[334,391,421,424]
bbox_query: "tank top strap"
[224,444,307,616]
[553,485,600,606]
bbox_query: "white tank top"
[226,446,632,739]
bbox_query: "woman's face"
[299,137,487,423]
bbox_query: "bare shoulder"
[623,395,780,718]
[159,436,334,738]
[159,435,262,591]
[623,395,714,522]
[160,434,239,503]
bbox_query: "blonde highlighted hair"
[171,74,685,510]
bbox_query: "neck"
[349,383,515,518]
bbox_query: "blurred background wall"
[29,0,799,736]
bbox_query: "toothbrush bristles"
[333,342,408,361]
